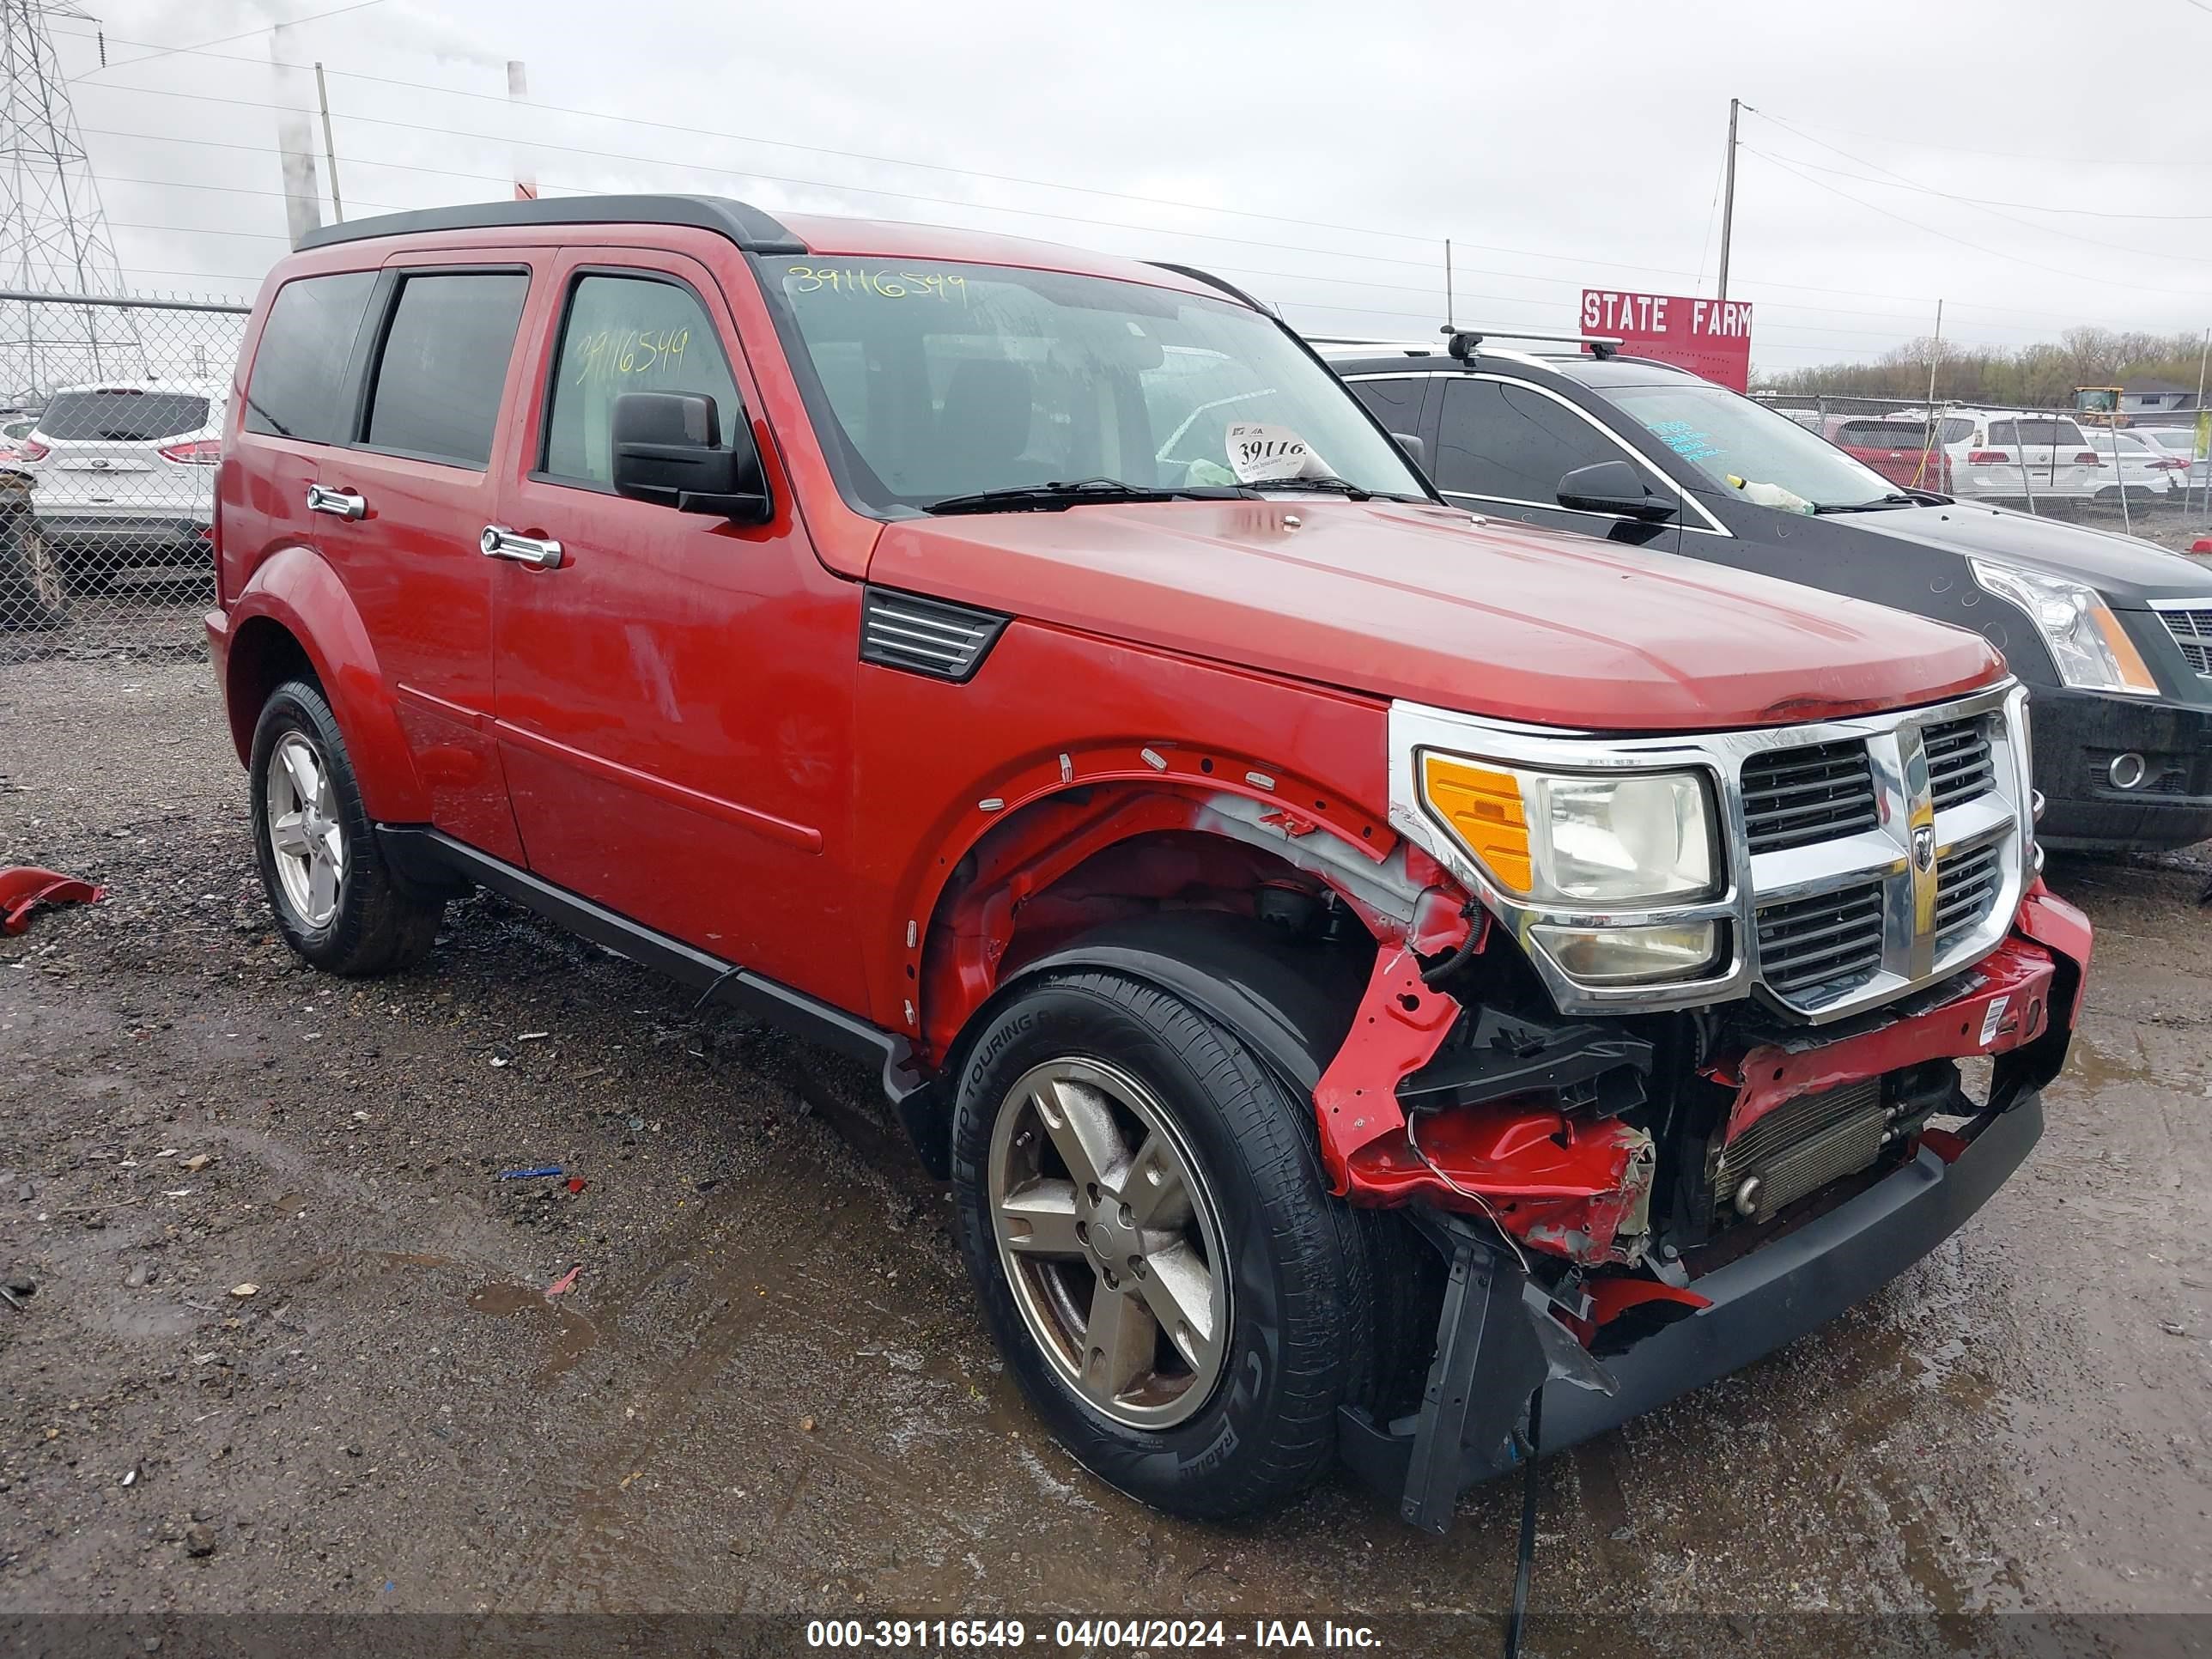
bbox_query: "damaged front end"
[1326,886,2087,1533]
[1325,685,2088,1532]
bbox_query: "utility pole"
[1443,239,1454,331]
[314,63,343,222]
[1717,97,1740,301]
[1914,299,1943,488]
[508,61,536,200]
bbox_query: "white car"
[1918,407,2109,505]
[2133,426,2209,495]
[2085,428,2188,502]
[14,380,224,577]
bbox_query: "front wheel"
[950,971,1374,1520]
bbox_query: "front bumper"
[1338,894,2086,1533]
[2031,684,2212,851]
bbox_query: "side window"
[541,274,741,486]
[244,270,377,443]
[1349,375,1426,437]
[362,271,530,467]
[1433,379,1640,504]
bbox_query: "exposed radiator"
[1711,1077,1888,1224]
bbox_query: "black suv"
[1323,334,2212,853]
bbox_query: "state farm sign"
[1579,290,1753,393]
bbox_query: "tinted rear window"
[42,389,210,442]
[1988,418,2084,447]
[363,271,530,467]
[1835,420,1923,447]
[245,271,377,443]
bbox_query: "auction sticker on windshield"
[1225,421,1332,483]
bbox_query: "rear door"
[311,252,538,862]
[1425,374,1683,552]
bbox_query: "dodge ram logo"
[1911,823,1935,873]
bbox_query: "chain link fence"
[1753,391,2212,542]
[1,289,250,662]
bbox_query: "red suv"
[207,197,2090,1532]
[1820,414,1953,493]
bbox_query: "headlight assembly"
[1419,755,1721,983]
[1970,560,2159,696]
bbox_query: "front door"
[488,246,865,1009]
[1427,375,1684,554]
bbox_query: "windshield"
[1605,381,1904,509]
[772,259,1426,514]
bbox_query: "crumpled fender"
[221,544,428,823]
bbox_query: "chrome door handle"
[479,525,564,570]
[305,483,366,520]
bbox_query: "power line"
[1751,108,2212,168]
[65,0,388,85]
[1745,147,2212,301]
[52,21,2064,317]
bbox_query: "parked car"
[1820,413,1952,494]
[15,380,224,581]
[0,415,39,477]
[1327,336,2212,851]
[2132,425,2209,495]
[210,198,2087,1533]
[1923,406,2108,506]
[2086,428,2185,503]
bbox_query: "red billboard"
[1578,290,1753,392]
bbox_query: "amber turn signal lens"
[2086,605,2160,696]
[1420,754,1532,893]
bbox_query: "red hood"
[864,498,2003,732]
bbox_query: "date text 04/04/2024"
[804,1619,1384,1649]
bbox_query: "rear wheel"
[249,678,441,975]
[0,503,66,631]
[951,971,1373,1519]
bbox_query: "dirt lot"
[3,653,2210,1650]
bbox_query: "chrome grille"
[1755,879,1885,1000]
[2154,604,2212,677]
[1740,738,1879,854]
[1923,715,1994,809]
[858,586,1008,682]
[1712,1078,1886,1223]
[1935,840,2002,953]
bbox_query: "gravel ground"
[2,654,2209,1651]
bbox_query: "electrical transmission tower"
[0,0,144,404]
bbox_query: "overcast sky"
[35,0,2212,378]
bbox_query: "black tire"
[249,678,441,976]
[951,971,1374,1520]
[0,495,67,630]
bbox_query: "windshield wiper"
[1813,493,1920,514]
[1259,476,1372,500]
[925,477,1257,515]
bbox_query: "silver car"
[15,380,224,579]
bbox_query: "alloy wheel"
[987,1057,1231,1430]
[264,730,347,929]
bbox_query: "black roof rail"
[295,194,805,255]
[1442,326,1625,362]
[1147,261,1272,313]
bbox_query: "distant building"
[2120,376,2201,416]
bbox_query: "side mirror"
[611,392,771,525]
[1390,432,1426,469]
[1557,459,1676,521]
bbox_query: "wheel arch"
[898,774,1472,1176]
[221,544,428,822]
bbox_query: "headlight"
[1419,756,1717,903]
[1970,560,2159,696]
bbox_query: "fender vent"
[859,586,1009,683]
